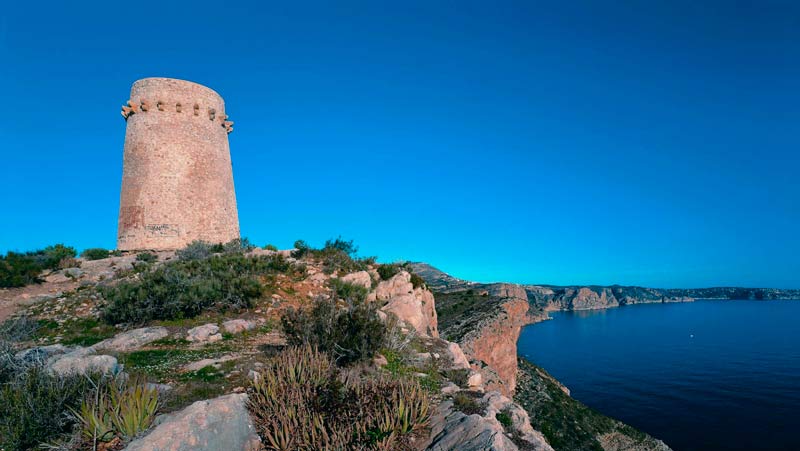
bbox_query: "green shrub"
[136,252,158,263]
[0,244,79,287]
[175,240,215,261]
[0,253,43,288]
[377,264,402,281]
[248,346,430,451]
[102,253,303,324]
[291,239,310,258]
[410,272,425,289]
[81,248,111,260]
[263,244,278,251]
[0,366,95,451]
[290,237,375,274]
[496,410,513,428]
[281,282,385,365]
[223,237,255,254]
[33,244,78,270]
[176,238,255,261]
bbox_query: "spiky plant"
[248,345,431,451]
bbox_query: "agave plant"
[108,378,159,440]
[248,345,432,451]
[72,376,159,448]
[72,391,115,445]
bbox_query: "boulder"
[123,393,262,451]
[48,347,120,376]
[482,391,552,450]
[447,342,471,370]
[16,344,68,363]
[340,270,372,289]
[372,272,438,337]
[182,354,238,373]
[425,400,518,451]
[92,326,168,352]
[467,372,483,388]
[222,319,257,335]
[187,324,222,343]
[425,393,554,451]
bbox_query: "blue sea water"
[517,300,800,451]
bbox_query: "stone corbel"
[121,99,139,119]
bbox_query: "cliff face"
[525,285,691,311]
[457,284,531,395]
[424,264,675,451]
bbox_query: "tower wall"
[117,78,240,250]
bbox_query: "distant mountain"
[410,263,800,308]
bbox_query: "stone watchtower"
[117,78,240,250]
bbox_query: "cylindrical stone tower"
[117,77,240,250]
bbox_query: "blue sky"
[1,1,798,288]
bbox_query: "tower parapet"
[116,78,240,250]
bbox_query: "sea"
[517,299,800,451]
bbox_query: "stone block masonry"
[117,78,240,250]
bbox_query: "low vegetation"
[515,357,656,451]
[248,345,430,451]
[281,280,385,365]
[101,251,304,325]
[73,375,159,448]
[0,243,77,287]
[81,248,111,260]
[292,237,375,275]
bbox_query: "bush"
[263,244,278,251]
[0,244,77,288]
[176,238,255,261]
[102,253,303,324]
[281,282,384,365]
[291,239,310,258]
[410,272,426,289]
[290,237,375,275]
[81,248,111,260]
[223,237,255,254]
[496,410,513,428]
[0,366,95,451]
[248,346,430,451]
[377,264,402,281]
[136,252,158,263]
[175,240,215,261]
[37,244,78,269]
[0,252,42,287]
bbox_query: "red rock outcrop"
[458,284,531,395]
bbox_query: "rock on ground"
[187,323,222,343]
[222,319,257,334]
[340,270,372,289]
[371,271,439,337]
[47,347,120,376]
[425,392,554,451]
[426,400,520,451]
[182,354,239,373]
[92,326,169,352]
[123,393,262,451]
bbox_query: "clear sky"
[1,1,798,288]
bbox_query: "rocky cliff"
[419,263,675,451]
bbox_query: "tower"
[117,78,240,250]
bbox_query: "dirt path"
[0,278,79,322]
